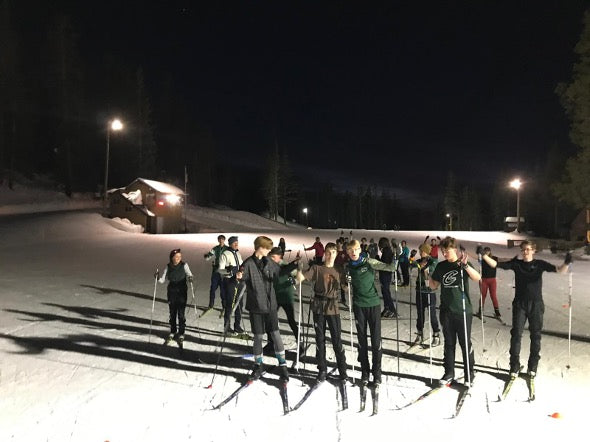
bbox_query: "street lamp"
[510,178,522,232]
[446,213,452,231]
[302,207,308,227]
[103,118,124,215]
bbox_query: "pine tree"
[0,0,22,188]
[443,172,459,230]
[135,67,157,178]
[555,9,590,211]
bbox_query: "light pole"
[103,118,123,215]
[510,178,522,232]
[303,207,308,228]
[446,213,452,231]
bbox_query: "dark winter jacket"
[274,261,298,305]
[241,254,281,314]
[347,253,396,308]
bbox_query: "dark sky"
[38,1,590,193]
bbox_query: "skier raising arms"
[429,237,481,385]
[237,236,289,381]
[482,240,570,378]
[157,248,194,346]
[346,239,396,385]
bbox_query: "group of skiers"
[155,232,572,390]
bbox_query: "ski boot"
[439,372,454,386]
[279,364,289,382]
[432,332,441,347]
[494,308,502,319]
[249,363,265,381]
[177,334,185,349]
[164,333,175,346]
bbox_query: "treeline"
[0,2,251,208]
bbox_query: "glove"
[154,270,159,279]
[345,274,352,284]
[564,252,573,265]
[287,276,296,286]
[226,265,235,277]
[188,275,194,283]
[410,249,417,258]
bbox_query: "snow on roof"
[134,178,185,195]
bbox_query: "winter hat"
[228,236,238,245]
[269,247,283,257]
[169,248,181,260]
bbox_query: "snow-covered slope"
[1,193,589,441]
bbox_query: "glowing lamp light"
[165,194,181,205]
[510,178,522,190]
[157,200,165,206]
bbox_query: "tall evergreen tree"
[0,0,22,188]
[45,13,84,196]
[555,9,590,210]
[135,67,157,178]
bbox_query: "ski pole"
[189,279,201,341]
[393,251,400,378]
[567,269,573,369]
[426,292,433,386]
[303,289,312,372]
[346,270,356,383]
[408,266,413,344]
[295,281,303,371]
[302,244,311,266]
[148,269,158,343]
[459,262,471,387]
[478,254,486,354]
[207,283,247,389]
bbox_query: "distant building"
[108,178,185,234]
[504,216,525,232]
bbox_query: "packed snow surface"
[1,208,589,441]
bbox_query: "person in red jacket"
[304,236,324,265]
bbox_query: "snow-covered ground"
[1,204,589,441]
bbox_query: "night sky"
[29,1,589,193]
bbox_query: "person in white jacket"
[217,236,244,333]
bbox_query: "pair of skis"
[359,381,379,415]
[398,378,471,418]
[163,334,185,355]
[212,371,290,415]
[291,368,348,412]
[499,367,535,402]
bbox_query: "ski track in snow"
[1,210,589,441]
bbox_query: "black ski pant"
[266,302,299,348]
[440,308,474,379]
[379,271,397,314]
[353,304,382,379]
[251,309,285,362]
[222,277,243,329]
[167,281,187,335]
[415,290,440,333]
[399,261,410,285]
[510,298,544,373]
[313,312,347,378]
[209,269,226,308]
